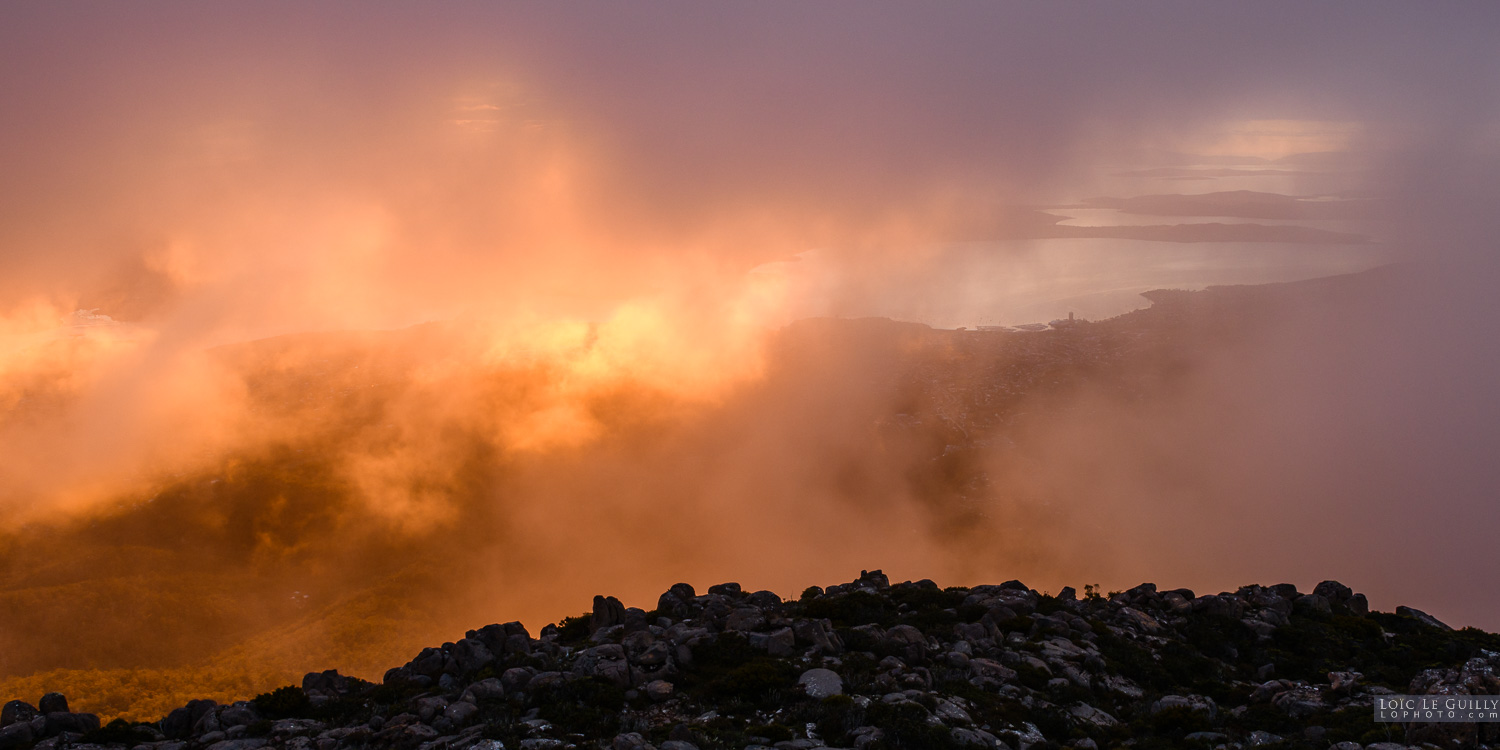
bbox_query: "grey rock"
[645,680,674,701]
[526,671,567,691]
[950,727,1000,747]
[799,668,844,698]
[934,699,972,724]
[659,742,697,750]
[444,702,479,725]
[769,740,819,749]
[219,704,258,728]
[415,697,448,722]
[1247,730,1283,746]
[0,702,38,730]
[1010,721,1046,750]
[1272,685,1325,717]
[501,667,536,693]
[746,590,782,609]
[1116,607,1161,633]
[748,627,795,656]
[1067,703,1117,728]
[970,658,1017,683]
[792,619,843,655]
[725,609,766,632]
[612,732,651,750]
[269,719,325,736]
[1296,594,1332,614]
[1396,605,1452,630]
[205,739,268,750]
[1150,694,1217,718]
[453,638,495,674]
[0,722,34,750]
[467,677,505,702]
[1182,732,1228,743]
[592,595,627,633]
[1313,580,1353,602]
[1328,670,1362,694]
[707,582,741,597]
[886,624,926,646]
[301,670,354,697]
[36,695,67,715]
[42,713,99,737]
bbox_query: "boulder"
[613,731,652,750]
[706,582,742,597]
[798,668,843,698]
[501,667,536,693]
[969,658,1017,683]
[1313,580,1353,603]
[951,727,1000,747]
[1068,702,1116,726]
[41,712,99,737]
[656,584,697,616]
[592,595,627,633]
[301,670,354,697]
[1294,594,1332,615]
[792,618,843,654]
[745,590,782,609]
[407,647,447,677]
[162,700,217,739]
[644,680,675,702]
[724,609,765,632]
[1397,605,1453,630]
[0,702,37,729]
[0,722,34,750]
[1328,670,1362,695]
[1150,694,1216,718]
[1268,583,1301,599]
[219,703,259,729]
[748,627,795,656]
[1346,593,1370,615]
[452,637,495,673]
[443,701,478,725]
[1271,685,1325,718]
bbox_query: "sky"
[2,1,1500,710]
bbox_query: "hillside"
[0,266,1421,723]
[3,570,1494,750]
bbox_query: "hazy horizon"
[2,2,1499,719]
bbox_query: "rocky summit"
[5,572,1500,750]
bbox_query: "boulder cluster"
[6,571,1499,750]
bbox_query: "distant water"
[759,237,1395,329]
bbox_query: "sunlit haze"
[2,3,1499,719]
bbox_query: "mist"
[2,2,1499,719]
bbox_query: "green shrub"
[533,676,626,738]
[555,613,594,645]
[682,633,798,705]
[798,591,897,627]
[864,701,964,750]
[252,685,314,719]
